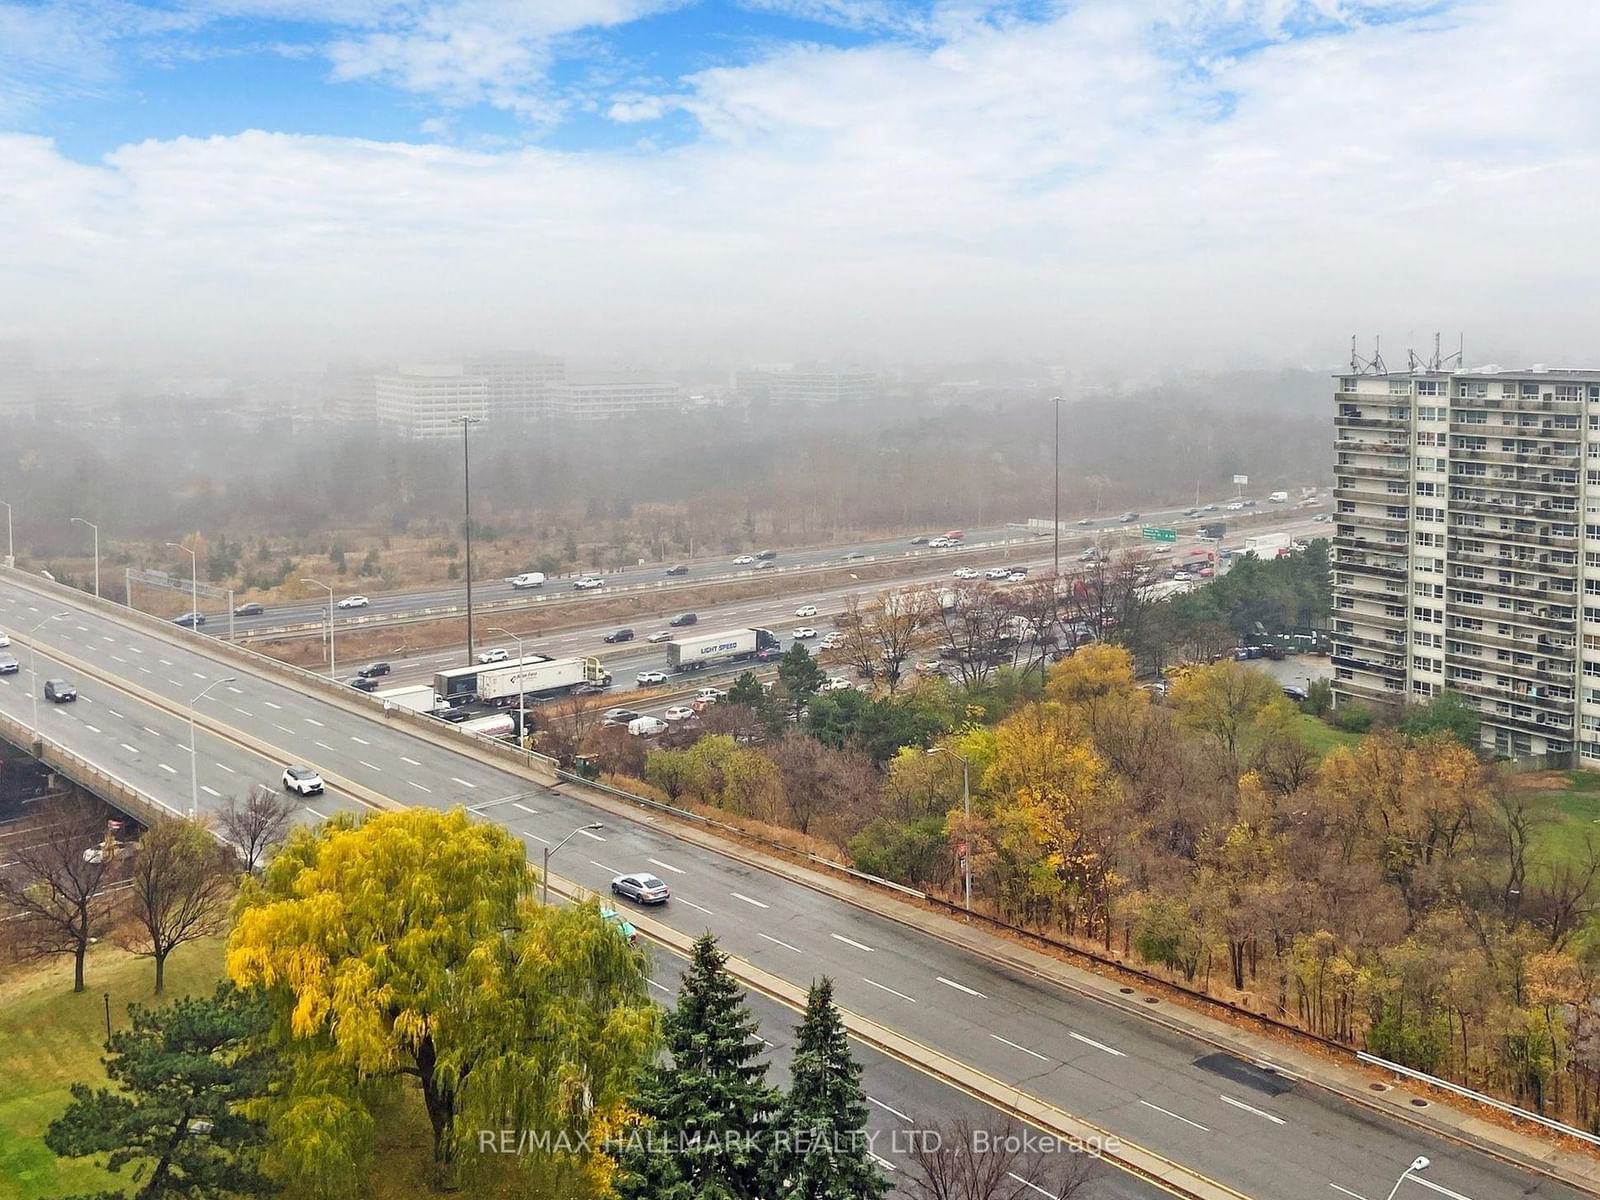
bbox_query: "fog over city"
[3,0,1598,369]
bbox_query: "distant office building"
[0,340,36,418]
[1330,367,1600,765]
[768,367,879,407]
[375,364,489,438]
[549,378,684,421]
[468,355,566,422]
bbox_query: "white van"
[628,716,668,737]
[1267,491,1289,503]
[509,572,546,589]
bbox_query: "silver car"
[611,872,671,905]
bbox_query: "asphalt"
[0,569,1577,1200]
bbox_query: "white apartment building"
[468,355,566,422]
[1330,368,1600,764]
[549,379,683,421]
[375,364,489,438]
[768,368,879,407]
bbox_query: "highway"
[0,568,1570,1200]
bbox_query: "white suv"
[282,765,325,796]
[795,604,818,617]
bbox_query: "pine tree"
[768,977,889,1200]
[617,933,779,1200]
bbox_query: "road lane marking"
[200,786,221,798]
[315,742,334,751]
[359,761,381,772]
[867,1096,912,1123]
[936,976,986,998]
[351,736,370,745]
[233,707,253,717]
[191,672,206,680]
[128,646,143,654]
[120,743,139,754]
[226,686,243,694]
[1413,1181,1474,1200]
[759,933,802,953]
[861,978,916,1003]
[108,708,123,718]
[401,756,421,766]
[990,1034,1048,1062]
[647,979,672,994]
[264,701,281,709]
[731,892,769,909]
[676,898,714,915]
[138,666,152,674]
[83,724,100,733]
[275,725,295,735]
[75,625,88,633]
[522,831,550,845]
[1218,1094,1285,1125]
[158,659,173,667]
[215,763,235,773]
[407,781,432,793]
[1069,1031,1124,1057]
[1007,1174,1051,1198]
[304,718,325,727]
[451,777,477,789]
[158,763,176,774]
[831,933,874,952]
[589,859,619,873]
[1328,1186,1368,1200]
[168,678,185,688]
[871,1154,897,1173]
[576,827,605,840]
[648,858,684,874]
[179,745,192,754]
[305,808,328,820]
[112,655,126,664]
[142,727,161,737]
[1139,1100,1210,1132]
[510,802,540,816]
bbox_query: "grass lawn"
[1291,712,1363,758]
[0,936,227,1200]
[1521,770,1600,865]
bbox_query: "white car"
[985,567,1011,580]
[733,555,756,565]
[1225,502,1244,511]
[663,705,696,722]
[1313,513,1331,523]
[637,670,669,686]
[282,765,325,796]
[647,630,674,643]
[819,633,845,650]
[337,595,370,609]
[792,627,818,640]
[795,604,818,618]
[0,631,9,648]
[574,576,604,590]
[1172,571,1193,582]
[477,648,509,664]
[824,677,855,691]
[952,567,981,580]
[1006,571,1028,583]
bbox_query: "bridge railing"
[0,707,178,830]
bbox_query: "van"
[1268,491,1289,503]
[604,628,635,644]
[669,613,698,627]
[509,572,546,589]
[627,716,668,737]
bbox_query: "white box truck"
[665,628,780,672]
[374,684,442,713]
[1267,491,1289,503]
[1243,532,1292,557]
[433,656,610,706]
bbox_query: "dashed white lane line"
[275,725,295,735]
[936,976,986,998]
[351,735,370,745]
[1413,1180,1474,1200]
[264,701,282,710]
[179,745,192,754]
[861,978,917,1003]
[510,801,540,816]
[359,761,381,772]
[647,979,672,994]
[1139,1099,1210,1132]
[990,1034,1048,1062]
[676,897,714,915]
[831,933,874,952]
[451,777,477,789]
[315,742,334,752]
[401,756,421,767]
[138,667,151,674]
[128,646,143,654]
[1007,1174,1052,1198]
[158,659,173,667]
[522,831,550,845]
[111,655,126,664]
[191,671,206,680]
[759,933,802,953]
[158,763,176,774]
[226,686,243,694]
[1218,1095,1285,1125]
[107,709,124,719]
[167,678,185,688]
[867,1096,913,1123]
[1328,1185,1368,1200]
[215,763,235,773]
[75,625,88,633]
[305,808,328,821]
[870,1153,897,1173]
[119,743,139,754]
[589,859,619,873]
[200,786,221,798]
[648,857,684,874]
[304,718,325,727]
[407,781,432,793]
[731,892,769,909]
[142,727,161,737]
[1069,1031,1125,1057]
[576,826,605,840]
[233,707,253,718]
[83,724,100,734]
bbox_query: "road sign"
[1141,526,1178,542]
[1233,473,1249,485]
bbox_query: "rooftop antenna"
[1351,334,1387,376]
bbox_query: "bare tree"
[837,588,933,694]
[535,692,604,766]
[215,785,294,874]
[119,817,234,993]
[928,581,1014,688]
[1062,545,1160,649]
[0,794,121,993]
[902,1117,1095,1200]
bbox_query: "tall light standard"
[70,517,99,599]
[1,498,12,567]
[187,676,236,819]
[1383,1157,1429,1200]
[1051,395,1062,585]
[301,578,335,679]
[927,746,971,911]
[487,626,527,743]
[26,610,71,741]
[455,414,482,667]
[165,541,197,626]
[543,823,603,904]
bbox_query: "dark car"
[753,646,782,662]
[346,676,380,692]
[602,708,644,727]
[604,628,635,644]
[44,679,77,703]
[0,653,18,674]
[430,705,470,723]
[668,613,698,627]
[755,549,778,560]
[1282,685,1309,702]
[757,561,777,570]
[571,682,610,696]
[233,602,265,617]
[172,611,206,628]
[357,661,391,678]
[665,564,689,576]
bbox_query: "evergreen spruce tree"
[617,933,779,1200]
[768,977,889,1200]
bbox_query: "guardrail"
[1357,1051,1600,1147]
[0,707,178,830]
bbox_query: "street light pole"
[487,626,526,744]
[301,578,335,678]
[188,677,237,819]
[927,746,972,911]
[71,518,99,599]
[543,823,604,904]
[1383,1157,1430,1200]
[165,541,197,626]
[1,499,12,567]
[25,611,71,742]
[455,415,482,667]
[1052,395,1062,585]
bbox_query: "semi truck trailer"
[373,684,442,713]
[433,655,611,706]
[665,628,780,672]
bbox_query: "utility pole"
[71,518,99,599]
[1,499,12,568]
[165,541,197,627]
[188,677,237,819]
[1051,395,1062,584]
[301,578,335,678]
[456,415,482,666]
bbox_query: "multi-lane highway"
[0,566,1567,1200]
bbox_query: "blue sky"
[3,1,1597,370]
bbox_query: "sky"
[3,0,1598,371]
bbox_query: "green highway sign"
[1141,526,1178,542]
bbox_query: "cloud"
[2,0,1599,372]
